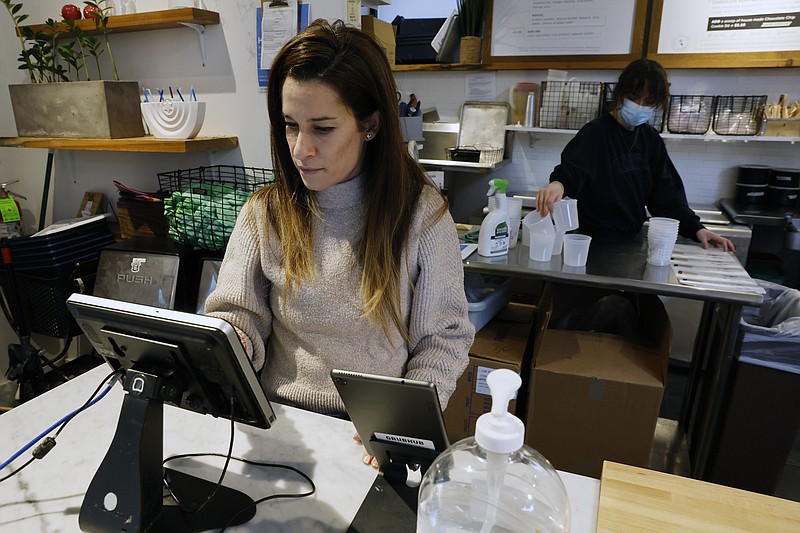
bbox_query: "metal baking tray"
[457,102,509,152]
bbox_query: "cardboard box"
[361,16,395,66]
[444,302,537,443]
[525,283,672,479]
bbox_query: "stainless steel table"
[462,235,764,479]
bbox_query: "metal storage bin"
[539,81,604,130]
[712,95,767,136]
[666,95,715,134]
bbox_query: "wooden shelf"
[0,136,238,153]
[18,8,219,36]
[392,62,480,72]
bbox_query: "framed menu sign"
[484,0,648,70]
[648,0,800,68]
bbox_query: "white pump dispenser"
[417,369,571,533]
[478,179,510,257]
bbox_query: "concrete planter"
[8,80,145,138]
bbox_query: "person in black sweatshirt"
[536,59,734,250]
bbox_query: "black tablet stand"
[79,369,256,533]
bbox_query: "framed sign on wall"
[648,0,800,68]
[484,0,649,70]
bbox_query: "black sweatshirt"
[550,113,703,243]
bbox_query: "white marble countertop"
[0,365,600,532]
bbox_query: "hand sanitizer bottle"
[417,369,571,533]
[478,179,510,257]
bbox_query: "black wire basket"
[539,81,604,130]
[666,95,715,134]
[157,165,274,252]
[712,95,767,136]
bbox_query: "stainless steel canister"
[524,93,537,128]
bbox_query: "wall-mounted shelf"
[0,136,239,153]
[18,8,219,66]
[393,63,479,72]
[505,126,799,144]
[19,8,219,36]
[419,158,511,174]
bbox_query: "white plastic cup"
[552,198,579,233]
[551,230,565,255]
[529,231,556,261]
[507,198,523,249]
[562,234,592,266]
[647,239,676,266]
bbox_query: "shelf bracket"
[179,23,208,67]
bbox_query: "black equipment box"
[391,16,446,65]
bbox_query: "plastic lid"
[475,369,525,454]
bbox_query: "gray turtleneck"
[205,175,474,414]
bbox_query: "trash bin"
[707,280,800,495]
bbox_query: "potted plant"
[456,0,486,64]
[1,0,144,138]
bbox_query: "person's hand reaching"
[536,181,565,217]
[696,228,735,252]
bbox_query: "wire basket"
[667,95,715,134]
[446,144,504,165]
[539,81,604,130]
[602,82,665,131]
[157,165,274,252]
[712,95,767,136]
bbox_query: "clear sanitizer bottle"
[417,369,571,533]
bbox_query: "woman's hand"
[354,433,379,469]
[536,181,565,216]
[696,228,735,252]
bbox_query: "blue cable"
[0,382,114,471]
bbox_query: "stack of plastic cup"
[506,197,524,249]
[552,198,579,233]
[646,217,680,266]
[522,211,556,261]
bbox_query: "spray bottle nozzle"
[486,178,510,197]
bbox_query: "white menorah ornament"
[140,101,206,139]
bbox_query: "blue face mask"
[618,98,655,128]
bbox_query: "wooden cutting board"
[596,461,800,532]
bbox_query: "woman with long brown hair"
[205,20,473,426]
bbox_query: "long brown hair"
[253,19,446,340]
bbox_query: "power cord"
[163,396,236,515]
[163,451,317,533]
[0,369,120,483]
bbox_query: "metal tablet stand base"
[369,437,441,486]
[79,369,256,533]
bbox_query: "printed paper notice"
[658,0,800,54]
[260,0,298,70]
[465,72,496,102]
[491,0,636,56]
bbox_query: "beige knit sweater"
[205,175,474,414]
